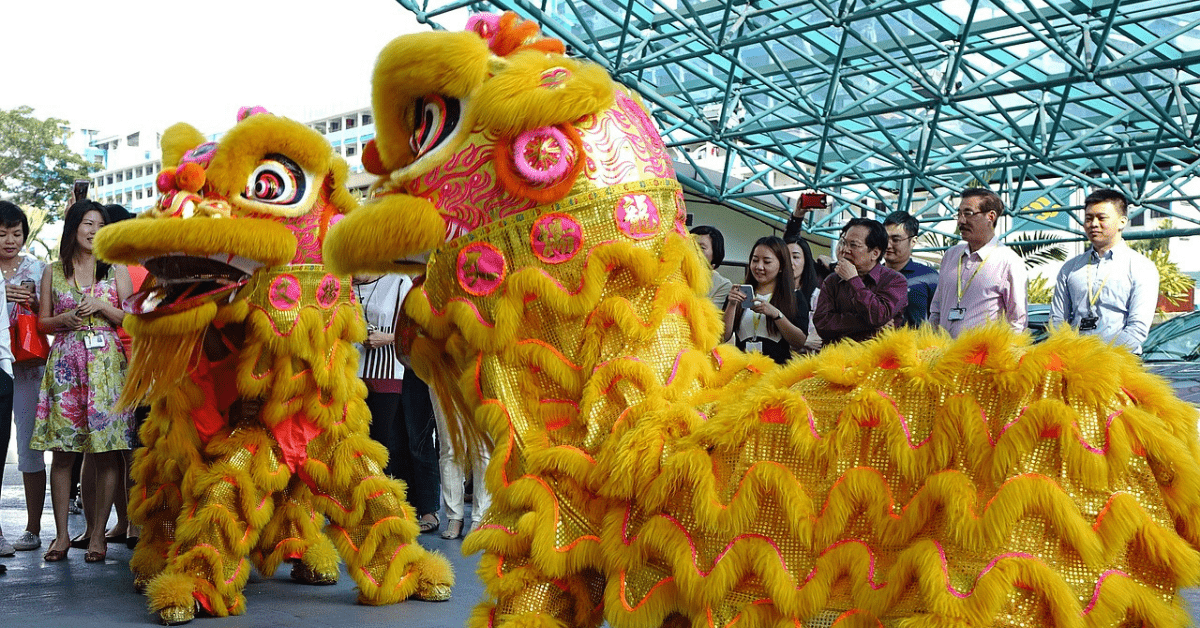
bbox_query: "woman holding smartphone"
[0,201,48,555]
[32,200,134,563]
[722,236,807,365]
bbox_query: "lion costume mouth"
[125,253,263,316]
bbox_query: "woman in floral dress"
[32,200,133,563]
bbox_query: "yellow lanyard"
[751,292,771,339]
[1086,252,1112,310]
[956,249,992,306]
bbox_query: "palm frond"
[1006,232,1069,269]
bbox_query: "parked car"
[1027,303,1051,343]
[1141,310,1200,405]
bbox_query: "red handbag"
[11,304,50,362]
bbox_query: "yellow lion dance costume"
[326,14,1200,628]
[95,108,452,625]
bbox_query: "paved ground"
[0,454,486,627]
[3,448,1200,627]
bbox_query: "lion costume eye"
[245,154,307,206]
[410,95,461,158]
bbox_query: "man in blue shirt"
[1051,188,1159,354]
[882,211,938,326]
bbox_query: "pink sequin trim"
[875,391,1122,454]
[1084,570,1129,615]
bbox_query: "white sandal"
[441,519,464,539]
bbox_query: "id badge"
[1079,316,1099,331]
[947,308,965,322]
[84,333,105,350]
[744,341,763,354]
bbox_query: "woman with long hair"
[32,200,134,563]
[0,201,45,554]
[786,235,820,303]
[722,236,807,364]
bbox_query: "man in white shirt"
[1051,188,1159,353]
[929,187,1027,338]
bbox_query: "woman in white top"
[690,225,733,312]
[355,274,409,470]
[0,201,46,554]
[722,236,808,365]
[355,274,441,534]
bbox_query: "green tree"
[1131,219,1195,309]
[0,106,92,214]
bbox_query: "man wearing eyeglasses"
[928,188,1027,338]
[882,211,938,326]
[1050,188,1158,354]
[813,218,908,343]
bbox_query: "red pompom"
[175,162,206,193]
[361,140,387,175]
[157,169,177,193]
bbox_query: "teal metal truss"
[393,0,1200,245]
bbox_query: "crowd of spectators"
[690,186,1158,359]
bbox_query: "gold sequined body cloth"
[404,180,1200,627]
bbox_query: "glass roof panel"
[394,0,1200,242]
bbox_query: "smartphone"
[73,179,91,203]
[737,284,753,305]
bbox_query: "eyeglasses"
[837,240,867,251]
[956,209,988,219]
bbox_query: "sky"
[1,0,466,137]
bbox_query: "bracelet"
[772,313,782,321]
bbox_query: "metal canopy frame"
[394,0,1200,245]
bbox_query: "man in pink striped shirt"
[928,188,1027,338]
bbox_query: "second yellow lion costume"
[325,14,1200,628]
[95,108,452,624]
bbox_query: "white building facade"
[88,109,378,213]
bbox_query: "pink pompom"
[175,162,206,193]
[466,13,502,42]
[157,170,177,193]
[237,106,270,122]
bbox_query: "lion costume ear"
[161,123,207,168]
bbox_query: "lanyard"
[751,292,771,339]
[71,272,99,321]
[1086,252,1112,310]
[956,249,992,305]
